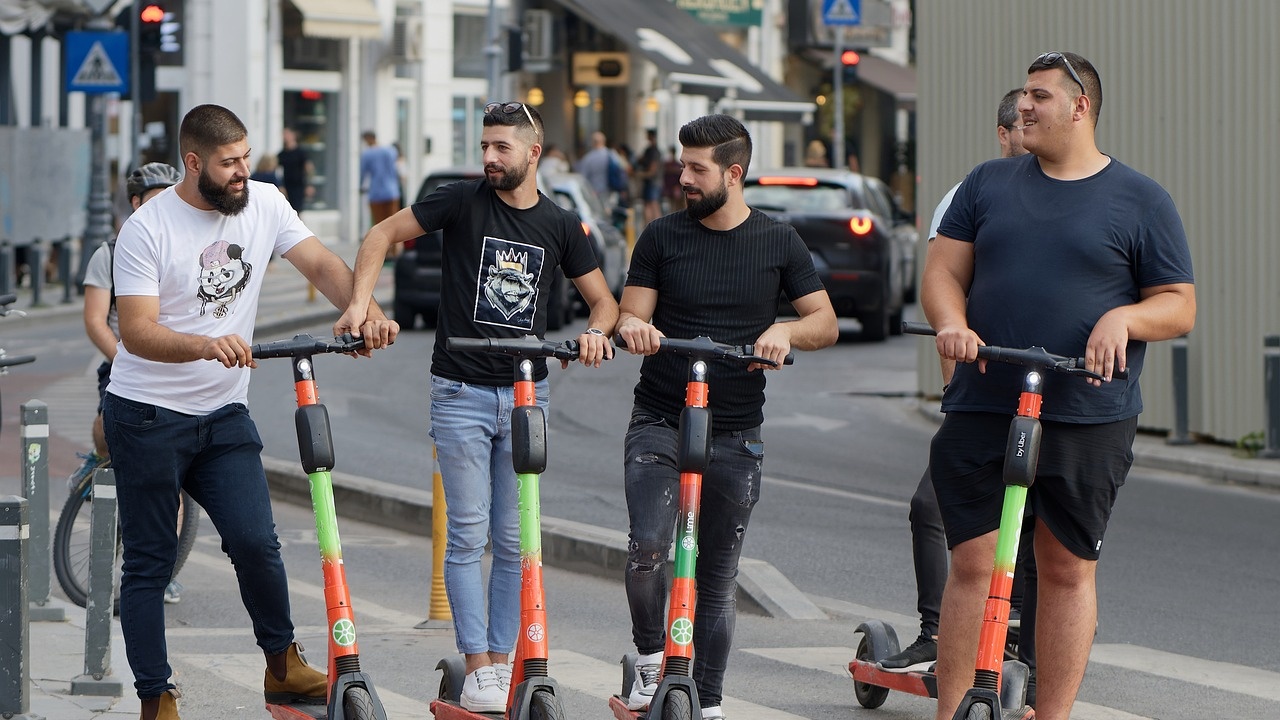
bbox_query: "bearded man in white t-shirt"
[104,104,397,720]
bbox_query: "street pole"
[79,11,116,287]
[484,0,501,102]
[131,0,141,170]
[832,26,845,169]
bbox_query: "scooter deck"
[848,658,937,698]
[266,701,327,719]
[429,698,506,719]
[609,694,642,720]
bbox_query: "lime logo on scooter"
[332,618,357,647]
[669,618,695,646]
[527,622,545,643]
[681,536,695,551]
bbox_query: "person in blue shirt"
[360,131,403,257]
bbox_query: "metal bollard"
[28,240,44,306]
[21,400,64,622]
[1166,336,1194,445]
[71,467,123,696]
[1264,336,1280,459]
[0,497,46,719]
[0,239,12,296]
[56,236,74,304]
[415,445,452,629]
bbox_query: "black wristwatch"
[585,327,606,337]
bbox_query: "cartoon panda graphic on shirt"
[474,236,546,331]
[197,240,253,318]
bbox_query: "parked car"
[544,171,628,301]
[392,166,576,330]
[742,168,914,341]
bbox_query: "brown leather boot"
[264,642,328,705]
[140,688,181,720]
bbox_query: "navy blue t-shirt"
[937,154,1194,422]
[412,179,598,386]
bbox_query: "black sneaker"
[877,634,937,673]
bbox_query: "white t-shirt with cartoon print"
[107,181,312,414]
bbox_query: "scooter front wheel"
[530,689,564,720]
[343,686,377,720]
[964,704,993,720]
[661,688,694,720]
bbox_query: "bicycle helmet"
[126,162,183,199]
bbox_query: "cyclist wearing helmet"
[73,161,185,603]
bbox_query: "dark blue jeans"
[103,393,295,699]
[624,407,763,709]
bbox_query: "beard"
[198,168,250,216]
[485,159,529,192]
[685,181,728,221]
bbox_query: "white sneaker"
[460,665,506,713]
[702,706,725,719]
[625,651,663,710]
[494,662,513,692]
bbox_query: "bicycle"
[0,293,38,439]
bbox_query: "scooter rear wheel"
[853,635,890,709]
[530,689,563,720]
[343,686,377,720]
[661,688,694,720]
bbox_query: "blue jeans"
[623,408,764,708]
[103,393,295,699]
[429,374,549,655]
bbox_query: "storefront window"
[283,90,338,211]
[452,96,483,167]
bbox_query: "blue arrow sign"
[823,0,861,26]
[66,31,129,94]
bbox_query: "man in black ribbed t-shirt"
[614,114,838,719]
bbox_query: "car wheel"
[394,300,418,330]
[860,305,889,342]
[547,278,567,331]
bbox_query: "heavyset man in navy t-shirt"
[922,52,1196,720]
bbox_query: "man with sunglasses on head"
[336,100,618,713]
[922,52,1196,720]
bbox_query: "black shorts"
[929,411,1137,560]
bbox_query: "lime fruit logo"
[332,618,357,646]
[669,618,694,646]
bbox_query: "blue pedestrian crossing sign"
[65,31,129,94]
[822,0,861,25]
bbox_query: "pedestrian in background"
[335,100,618,714]
[360,130,403,258]
[637,129,663,225]
[276,127,311,216]
[615,114,838,719]
[922,52,1196,720]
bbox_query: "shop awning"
[553,0,814,122]
[288,0,381,41]
[856,54,917,110]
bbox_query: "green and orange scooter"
[608,336,791,720]
[430,336,580,720]
[849,322,1125,720]
[252,333,388,720]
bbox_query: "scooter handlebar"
[0,353,36,369]
[447,336,584,362]
[902,321,1129,381]
[251,333,367,359]
[615,335,794,367]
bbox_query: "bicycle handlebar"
[0,293,24,318]
[616,334,794,368]
[902,321,1128,381]
[251,333,367,359]
[0,353,36,369]
[447,336,584,362]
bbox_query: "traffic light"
[841,50,861,83]
[506,26,523,73]
[139,3,164,54]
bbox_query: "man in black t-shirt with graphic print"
[614,114,838,720]
[337,101,618,714]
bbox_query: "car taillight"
[581,221,591,237]
[850,216,873,236]
[757,176,819,186]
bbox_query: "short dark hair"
[997,88,1022,129]
[179,104,248,160]
[678,114,752,176]
[482,102,543,146]
[1028,51,1103,123]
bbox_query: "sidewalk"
[6,248,1280,717]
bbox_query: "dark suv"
[392,167,577,330]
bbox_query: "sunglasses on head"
[1032,52,1086,95]
[484,101,539,134]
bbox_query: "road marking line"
[172,653,430,716]
[741,647,1154,720]
[762,475,908,509]
[1090,643,1280,703]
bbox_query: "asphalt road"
[3,312,1279,718]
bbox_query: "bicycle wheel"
[53,475,119,611]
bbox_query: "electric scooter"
[849,322,1126,720]
[430,336,579,720]
[251,333,389,720]
[608,336,791,720]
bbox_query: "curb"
[260,457,827,621]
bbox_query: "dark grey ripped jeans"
[623,406,764,709]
